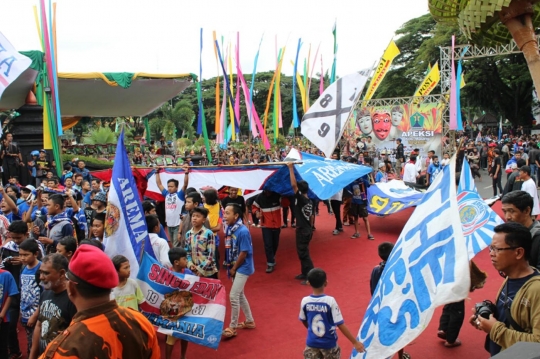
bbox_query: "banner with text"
[367,180,423,215]
[137,253,226,349]
[353,159,470,358]
[412,63,440,104]
[363,41,400,101]
[352,102,442,158]
[0,32,32,101]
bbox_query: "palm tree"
[148,100,196,141]
[83,127,117,145]
[429,1,540,92]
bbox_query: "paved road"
[475,168,508,199]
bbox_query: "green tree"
[147,100,196,141]
[372,12,533,124]
[429,0,540,97]
[82,127,117,145]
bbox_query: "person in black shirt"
[395,138,404,178]
[221,187,247,223]
[1,133,23,184]
[287,162,314,285]
[490,149,503,197]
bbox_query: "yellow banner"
[412,62,440,104]
[364,40,400,100]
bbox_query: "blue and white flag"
[353,158,470,359]
[104,130,155,277]
[137,253,226,349]
[458,160,503,259]
[498,118,503,141]
[282,150,372,200]
[0,32,32,101]
[367,180,423,216]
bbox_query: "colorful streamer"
[449,35,457,130]
[195,29,212,161]
[41,0,63,136]
[330,20,337,84]
[236,58,270,149]
[307,43,321,102]
[455,47,468,131]
[197,28,203,134]
[213,40,240,139]
[292,39,302,128]
[228,43,237,139]
[212,31,220,136]
[249,35,264,135]
[302,57,308,112]
[234,33,241,136]
[320,57,324,95]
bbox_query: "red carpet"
[18,203,503,359]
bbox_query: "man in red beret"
[39,245,160,359]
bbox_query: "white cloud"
[1,0,428,78]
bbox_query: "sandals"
[222,327,237,338]
[401,353,411,359]
[238,321,256,329]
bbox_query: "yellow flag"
[460,72,466,89]
[364,40,400,100]
[412,62,440,104]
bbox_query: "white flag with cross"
[301,72,369,158]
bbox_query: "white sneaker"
[332,230,339,235]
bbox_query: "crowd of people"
[0,126,537,358]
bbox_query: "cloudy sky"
[2,0,429,79]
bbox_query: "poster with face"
[351,103,442,157]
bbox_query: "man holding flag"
[353,159,471,358]
[104,130,155,277]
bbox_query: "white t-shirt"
[149,233,172,268]
[521,178,540,215]
[162,189,185,227]
[403,162,419,183]
[330,189,343,201]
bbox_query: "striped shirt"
[185,226,217,277]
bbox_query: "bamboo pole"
[128,161,303,170]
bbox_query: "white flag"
[0,32,32,101]
[301,72,368,158]
[353,157,470,359]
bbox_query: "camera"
[475,300,497,319]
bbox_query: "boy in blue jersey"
[0,264,19,358]
[222,203,256,338]
[299,268,364,358]
[345,175,373,240]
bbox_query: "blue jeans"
[531,164,538,177]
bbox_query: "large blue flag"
[270,151,372,200]
[367,181,423,216]
[104,130,155,277]
[353,158,470,359]
[458,159,503,259]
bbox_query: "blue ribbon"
[292,39,302,128]
[214,40,240,133]
[197,28,204,135]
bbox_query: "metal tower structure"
[439,39,540,150]
[355,39,538,155]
